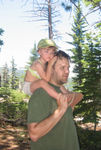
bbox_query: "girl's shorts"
[23,81,32,96]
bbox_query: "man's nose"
[65,69,69,74]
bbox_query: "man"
[27,50,83,150]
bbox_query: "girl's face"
[38,47,55,62]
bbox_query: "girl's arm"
[60,85,69,94]
[36,57,57,82]
[45,56,57,81]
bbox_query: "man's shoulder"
[28,88,53,109]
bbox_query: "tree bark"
[48,0,53,39]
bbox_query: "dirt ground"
[0,124,30,150]
[79,122,101,131]
[0,122,101,150]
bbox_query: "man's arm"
[28,94,68,142]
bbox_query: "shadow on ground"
[0,123,30,150]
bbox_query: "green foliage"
[80,32,101,126]
[83,0,101,8]
[82,0,101,27]
[67,1,87,85]
[10,57,19,89]
[73,30,101,129]
[0,100,28,121]
[0,87,11,99]
[27,42,38,66]
[77,126,101,150]
[2,63,10,88]
[67,1,101,131]
[0,28,4,49]
[62,0,79,12]
[0,88,28,122]
[9,89,26,102]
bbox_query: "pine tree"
[65,1,87,118]
[10,57,19,89]
[2,63,9,88]
[67,0,87,87]
[67,1,101,130]
[28,42,38,66]
[82,31,101,130]
[0,28,4,52]
[0,28,4,87]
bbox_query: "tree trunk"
[48,0,53,39]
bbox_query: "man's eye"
[60,67,64,70]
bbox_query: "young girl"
[23,39,75,104]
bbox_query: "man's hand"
[57,93,68,113]
[64,92,83,109]
[58,91,83,110]
[65,92,75,104]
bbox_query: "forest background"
[0,0,101,150]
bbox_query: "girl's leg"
[30,79,60,100]
[60,85,69,94]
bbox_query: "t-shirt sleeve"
[27,88,51,124]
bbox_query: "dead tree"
[26,0,61,39]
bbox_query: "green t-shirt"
[27,83,80,150]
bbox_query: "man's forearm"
[28,107,66,142]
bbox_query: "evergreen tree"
[82,31,101,130]
[10,57,19,89]
[67,0,87,86]
[28,42,38,66]
[65,1,87,117]
[83,0,101,26]
[0,28,4,52]
[2,63,9,88]
[67,1,101,131]
[83,0,101,13]
[62,0,79,12]
[0,75,1,87]
[0,28,4,86]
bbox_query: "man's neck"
[50,79,61,87]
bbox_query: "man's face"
[53,58,70,85]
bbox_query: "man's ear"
[51,66,54,76]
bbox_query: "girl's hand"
[48,56,57,66]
